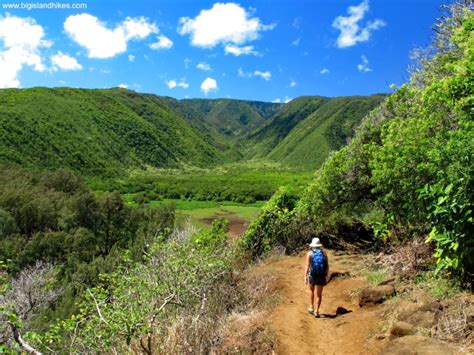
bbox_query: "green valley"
[0,87,384,177]
[1,2,472,354]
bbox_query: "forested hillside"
[0,88,383,174]
[0,88,225,175]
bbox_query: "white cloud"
[320,68,330,75]
[291,37,300,46]
[357,55,372,72]
[64,13,158,58]
[200,77,218,95]
[238,68,271,80]
[0,14,48,88]
[118,83,128,88]
[273,96,291,103]
[332,0,385,48]
[150,35,173,50]
[178,2,274,54]
[128,54,135,61]
[196,62,211,71]
[290,80,296,87]
[184,58,191,69]
[224,44,258,56]
[166,79,189,89]
[253,70,271,81]
[292,17,302,29]
[51,51,82,71]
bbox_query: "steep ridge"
[248,95,386,169]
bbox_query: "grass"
[414,271,461,300]
[123,196,265,209]
[122,196,263,233]
[365,270,389,285]
[177,205,262,232]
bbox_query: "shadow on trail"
[320,307,352,319]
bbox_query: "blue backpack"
[310,249,327,277]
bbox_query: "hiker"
[305,237,329,318]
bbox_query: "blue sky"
[0,0,447,102]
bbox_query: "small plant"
[366,270,389,285]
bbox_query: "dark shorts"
[308,273,326,286]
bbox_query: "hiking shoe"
[315,311,320,318]
[307,307,314,315]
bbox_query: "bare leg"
[316,285,324,313]
[309,284,315,310]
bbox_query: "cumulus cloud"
[237,68,272,81]
[196,62,211,71]
[332,0,385,48]
[224,44,258,56]
[0,14,48,88]
[150,35,173,50]
[238,67,271,80]
[254,70,271,81]
[178,3,274,54]
[200,77,218,95]
[64,13,159,58]
[118,83,128,88]
[128,54,135,61]
[291,37,300,46]
[167,79,189,89]
[290,80,296,87]
[320,68,330,75]
[51,51,82,71]
[272,96,292,104]
[357,55,371,72]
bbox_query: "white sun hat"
[309,237,323,248]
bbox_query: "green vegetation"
[177,98,281,137]
[0,86,383,177]
[39,221,236,353]
[0,88,224,176]
[2,4,471,354]
[243,5,473,282]
[0,167,175,324]
[246,94,386,169]
[0,169,263,352]
[91,167,313,204]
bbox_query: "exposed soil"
[265,251,385,354]
[199,209,249,237]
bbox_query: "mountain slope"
[0,88,385,174]
[0,88,224,175]
[245,95,386,169]
[177,98,281,137]
[266,95,386,169]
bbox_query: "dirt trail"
[266,251,384,355]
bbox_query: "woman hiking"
[304,238,329,318]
